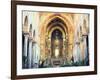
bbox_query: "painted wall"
[0,0,100,80]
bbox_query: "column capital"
[23,32,29,36]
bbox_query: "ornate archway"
[39,13,74,62]
[45,16,68,59]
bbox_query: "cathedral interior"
[22,11,89,69]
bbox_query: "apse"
[51,29,63,58]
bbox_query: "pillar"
[83,35,88,65]
[28,38,33,68]
[23,34,29,68]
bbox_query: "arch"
[48,26,66,38]
[24,16,28,26]
[23,15,29,33]
[39,13,74,36]
[46,17,67,35]
[47,22,66,33]
[47,17,67,31]
[39,13,74,60]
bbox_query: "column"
[36,43,40,68]
[48,37,51,58]
[31,43,34,68]
[83,35,88,65]
[73,43,78,63]
[32,43,40,68]
[23,34,28,68]
[73,38,81,63]
[77,43,81,62]
[28,38,33,68]
[33,42,36,68]
[63,37,65,57]
[31,40,34,68]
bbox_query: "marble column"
[23,34,29,68]
[77,43,81,62]
[28,38,33,68]
[32,42,36,68]
[73,43,78,63]
[73,34,80,63]
[83,35,88,65]
[31,43,34,68]
[33,42,39,68]
[36,44,40,68]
